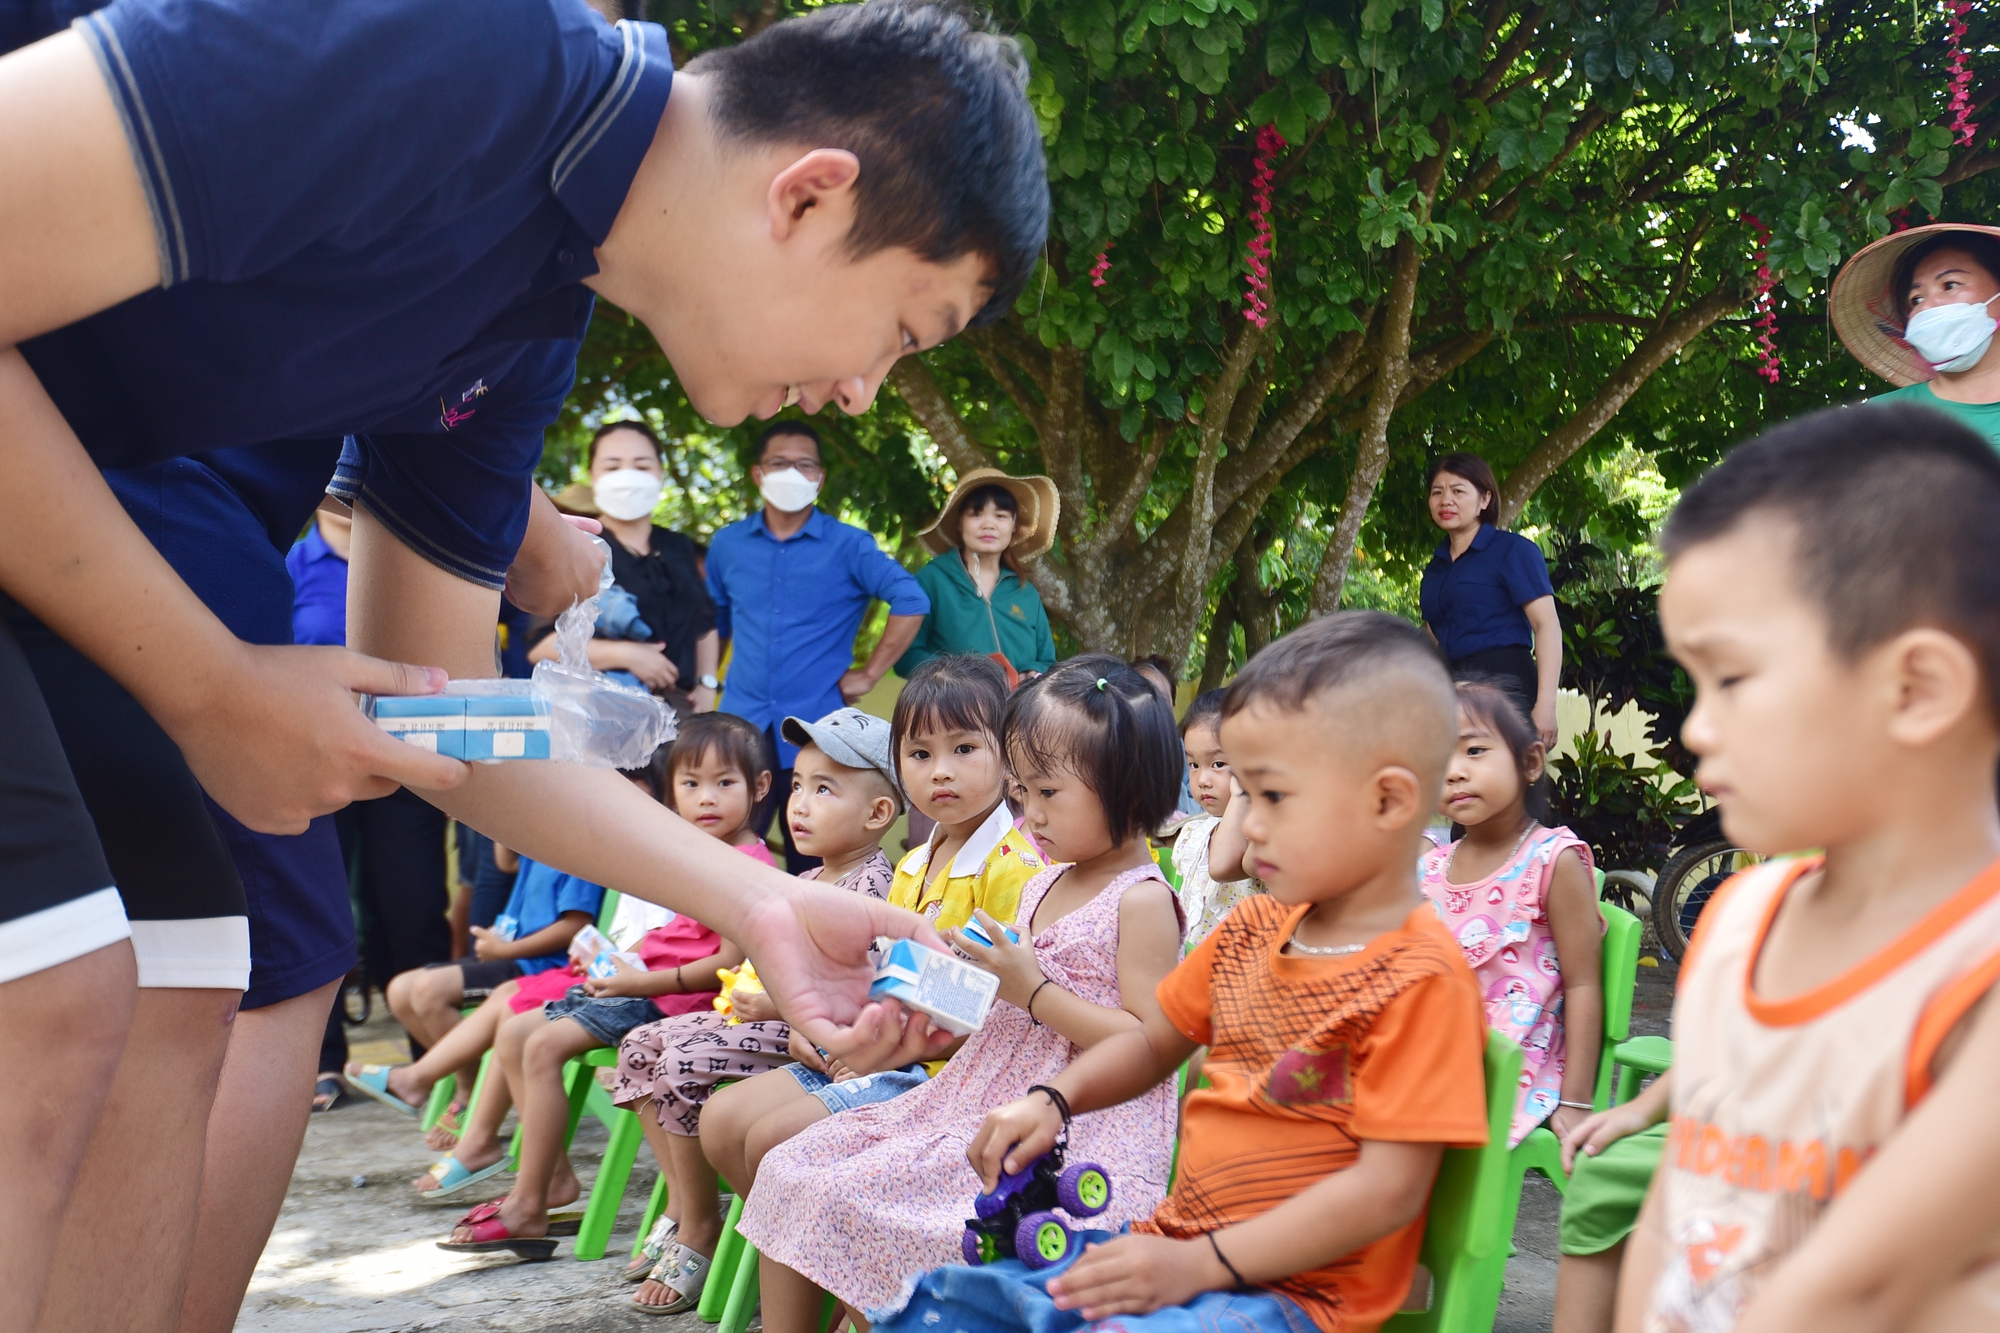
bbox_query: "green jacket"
[1872,381,2000,449]
[896,554,1057,677]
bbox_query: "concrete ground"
[241,954,1676,1332]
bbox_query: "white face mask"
[758,466,822,514]
[592,468,663,522]
[1904,293,1999,374]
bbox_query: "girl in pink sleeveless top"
[1421,681,1601,1146]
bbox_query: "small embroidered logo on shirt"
[460,379,489,403]
[1268,1045,1352,1105]
[439,398,476,429]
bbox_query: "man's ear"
[1371,765,1424,830]
[767,148,863,241]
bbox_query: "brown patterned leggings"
[610,1010,798,1135]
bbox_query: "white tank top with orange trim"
[1647,855,2000,1332]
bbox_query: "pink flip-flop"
[435,1201,557,1261]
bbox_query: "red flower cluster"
[1242,125,1286,329]
[1089,247,1113,288]
[1744,215,1781,385]
[1946,1,1978,147]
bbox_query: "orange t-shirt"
[1144,897,1488,1333]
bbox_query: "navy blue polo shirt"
[12,0,673,589]
[1418,524,1555,661]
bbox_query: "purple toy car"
[961,1142,1112,1270]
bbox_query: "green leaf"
[1266,20,1304,75]
[1303,12,1349,64]
[1155,137,1189,183]
[1187,140,1218,184]
[1420,0,1442,31]
[1912,177,1944,217]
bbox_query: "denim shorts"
[544,986,663,1046]
[785,1061,929,1114]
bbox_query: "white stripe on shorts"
[0,886,132,985]
[130,916,251,990]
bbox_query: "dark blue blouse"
[1418,524,1555,661]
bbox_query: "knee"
[385,970,415,1015]
[522,1027,570,1078]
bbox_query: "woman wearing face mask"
[1832,223,2000,447]
[532,421,720,712]
[896,470,1059,689]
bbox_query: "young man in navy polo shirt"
[0,0,1044,1325]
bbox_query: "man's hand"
[469,925,514,962]
[1045,1234,1232,1319]
[737,879,954,1064]
[690,683,718,714]
[967,1092,1065,1189]
[503,488,607,617]
[1532,698,1559,751]
[164,643,468,835]
[837,667,878,705]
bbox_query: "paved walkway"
[241,956,1676,1331]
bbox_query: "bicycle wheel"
[1653,838,1757,962]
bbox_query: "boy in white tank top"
[1619,402,2000,1332]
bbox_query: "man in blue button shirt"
[707,422,929,868]
[0,0,1045,1323]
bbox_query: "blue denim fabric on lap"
[872,1228,1319,1333]
[544,987,663,1046]
[784,1061,929,1114]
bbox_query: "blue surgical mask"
[1904,293,1999,374]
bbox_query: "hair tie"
[1095,677,1108,691]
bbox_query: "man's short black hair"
[756,420,822,462]
[688,0,1048,328]
[1003,655,1182,846]
[1663,403,2000,718]
[1221,611,1449,722]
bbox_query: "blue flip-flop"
[417,1154,512,1203]
[342,1064,420,1118]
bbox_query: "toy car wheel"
[973,1188,1008,1221]
[963,1229,987,1266]
[1056,1163,1112,1218]
[1015,1211,1072,1270]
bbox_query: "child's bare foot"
[632,1245,711,1314]
[448,1191,550,1244]
[624,1215,680,1280]
[425,1102,467,1151]
[412,1137,508,1196]
[547,1153,583,1211]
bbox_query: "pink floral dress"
[736,863,1181,1320]
[1420,824,1594,1146]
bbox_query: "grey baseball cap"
[781,707,902,811]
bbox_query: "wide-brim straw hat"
[552,481,600,517]
[1830,223,2000,386]
[918,468,1060,559]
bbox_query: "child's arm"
[1206,782,1253,883]
[1046,1138,1444,1320]
[1727,991,2000,1333]
[1561,1068,1670,1173]
[473,908,590,961]
[1544,847,1604,1143]
[953,879,1181,1052]
[1614,1179,1669,1333]
[588,940,750,999]
[492,842,518,873]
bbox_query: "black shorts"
[0,614,127,984]
[427,958,524,1001]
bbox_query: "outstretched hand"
[967,1092,1065,1190]
[1044,1234,1231,1318]
[737,878,957,1064]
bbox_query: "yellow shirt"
[890,801,1047,1074]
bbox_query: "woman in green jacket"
[896,469,1060,683]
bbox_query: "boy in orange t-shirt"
[877,612,1488,1333]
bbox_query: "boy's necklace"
[1284,932,1366,957]
[1447,817,1539,884]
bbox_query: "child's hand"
[1046,1234,1230,1318]
[582,954,646,999]
[786,1027,829,1074]
[1560,1098,1654,1173]
[967,1091,1065,1190]
[949,910,1044,1010]
[732,987,780,1024]
[469,925,512,962]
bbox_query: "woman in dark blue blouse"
[1418,454,1563,747]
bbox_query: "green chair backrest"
[596,889,622,932]
[1383,1029,1523,1333]
[1594,901,1642,1108]
[1152,843,1183,894]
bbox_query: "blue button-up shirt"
[1418,524,1555,662]
[10,0,673,590]
[706,509,929,766]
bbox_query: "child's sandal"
[624,1215,679,1281]
[633,1244,710,1315]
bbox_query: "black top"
[606,526,717,685]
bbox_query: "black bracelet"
[1027,978,1057,1022]
[1207,1232,1246,1289]
[1027,1083,1072,1129]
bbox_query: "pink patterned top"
[736,862,1182,1319]
[1420,824,1594,1146]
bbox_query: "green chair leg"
[574,1105,645,1260]
[699,1194,749,1323]
[632,1172,670,1261]
[1511,1125,1568,1199]
[421,1073,458,1132]
[719,1243,761,1333]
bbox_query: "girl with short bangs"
[735,656,1186,1333]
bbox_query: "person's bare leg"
[635,1116,727,1309]
[1552,1244,1626,1333]
[760,1255,833,1333]
[622,1098,680,1278]
[450,1017,597,1238]
[0,943,136,1332]
[742,1096,831,1190]
[385,966,454,1051]
[365,986,511,1107]
[36,985,236,1333]
[411,1012,521,1195]
[177,979,338,1333]
[701,1068,823,1193]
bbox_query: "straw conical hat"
[1831,223,2000,386]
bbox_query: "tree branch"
[1218,318,1373,511]
[889,358,997,477]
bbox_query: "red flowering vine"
[1089,247,1113,288]
[1945,1,1978,147]
[1744,215,1781,385]
[1242,125,1286,329]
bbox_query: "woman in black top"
[532,421,719,711]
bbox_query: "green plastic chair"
[1383,1029,1525,1333]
